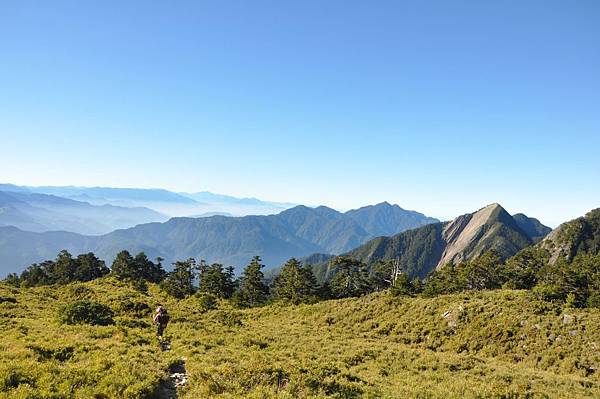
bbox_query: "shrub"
[27,345,74,362]
[532,283,567,303]
[212,310,243,327]
[196,293,218,312]
[117,300,150,317]
[58,300,114,326]
[0,369,35,390]
[0,296,17,304]
[131,278,148,293]
[66,285,91,299]
[2,273,20,287]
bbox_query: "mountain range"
[511,213,552,243]
[346,201,439,237]
[0,184,295,217]
[0,190,168,235]
[311,203,547,282]
[0,202,439,276]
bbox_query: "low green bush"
[0,296,17,304]
[27,345,74,362]
[212,310,243,327]
[196,292,218,312]
[0,369,35,391]
[58,299,114,326]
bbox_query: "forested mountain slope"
[541,208,600,263]
[512,213,552,243]
[313,204,533,281]
[0,203,437,276]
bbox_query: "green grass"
[1,278,600,398]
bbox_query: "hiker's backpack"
[157,311,170,325]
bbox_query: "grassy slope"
[2,279,600,398]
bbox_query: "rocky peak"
[436,203,514,269]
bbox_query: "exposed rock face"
[437,204,504,269]
[540,208,600,264]
[434,203,533,269]
[541,225,575,264]
[317,203,534,281]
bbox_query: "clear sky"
[1,1,599,226]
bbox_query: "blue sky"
[0,1,598,226]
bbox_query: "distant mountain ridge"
[512,213,552,243]
[345,202,439,237]
[278,205,372,254]
[312,204,543,282]
[0,183,295,217]
[0,184,197,203]
[182,191,294,208]
[0,190,167,235]
[0,202,439,276]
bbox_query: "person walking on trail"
[153,305,170,339]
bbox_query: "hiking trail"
[155,340,188,399]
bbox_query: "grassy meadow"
[1,278,600,398]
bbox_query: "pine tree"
[111,250,165,283]
[329,256,370,298]
[271,258,318,304]
[111,250,136,279]
[19,261,54,287]
[74,252,109,282]
[161,258,196,298]
[369,260,393,291]
[133,252,165,283]
[422,262,460,297]
[197,261,237,298]
[390,272,414,296]
[53,250,77,284]
[236,256,269,307]
[457,251,502,291]
[502,246,549,289]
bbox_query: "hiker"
[152,305,170,339]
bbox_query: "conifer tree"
[111,250,136,279]
[197,261,237,298]
[457,251,502,290]
[271,258,318,304]
[53,250,78,284]
[111,250,165,283]
[329,256,370,298]
[161,258,196,298]
[74,252,109,282]
[236,256,269,307]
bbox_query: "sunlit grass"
[1,278,599,398]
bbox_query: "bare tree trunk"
[391,258,402,287]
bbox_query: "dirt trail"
[160,341,171,352]
[154,340,188,399]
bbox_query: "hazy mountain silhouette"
[0,202,437,276]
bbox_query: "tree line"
[4,246,600,309]
[4,251,328,306]
[4,250,409,306]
